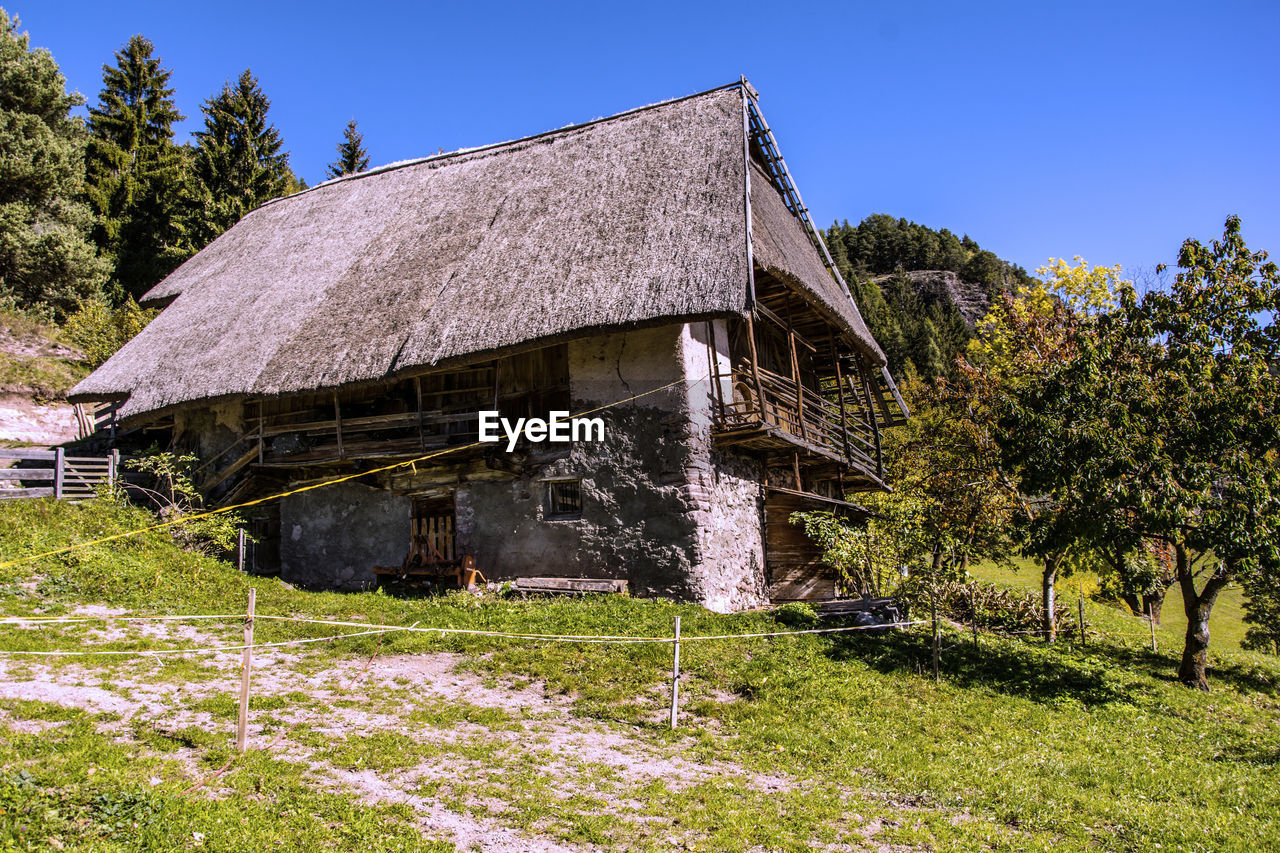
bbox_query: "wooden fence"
[0,448,121,501]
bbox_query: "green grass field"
[969,556,1251,652]
[0,497,1277,851]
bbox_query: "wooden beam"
[744,313,767,424]
[0,487,54,500]
[0,448,57,461]
[831,330,853,466]
[333,392,344,460]
[785,295,808,443]
[704,321,725,419]
[202,444,260,493]
[856,357,884,481]
[416,376,426,450]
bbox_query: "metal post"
[237,588,256,753]
[669,616,682,729]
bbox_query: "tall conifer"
[84,34,186,302]
[326,119,369,178]
[187,69,291,248]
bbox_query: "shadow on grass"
[822,626,1141,707]
[1099,641,1279,696]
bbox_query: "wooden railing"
[0,448,121,501]
[711,367,880,474]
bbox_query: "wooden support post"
[1147,601,1157,653]
[1080,584,1088,648]
[931,591,940,682]
[107,448,119,489]
[669,615,682,730]
[237,588,256,754]
[53,448,64,500]
[333,393,344,460]
[704,322,725,419]
[415,376,426,449]
[257,405,264,465]
[744,314,767,423]
[856,360,884,480]
[792,452,803,493]
[787,331,807,441]
[830,333,852,465]
[237,528,246,573]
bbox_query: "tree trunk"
[1042,554,1059,644]
[1121,590,1168,624]
[1175,543,1232,691]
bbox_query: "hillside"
[0,312,89,447]
[0,498,1276,851]
[827,215,1036,380]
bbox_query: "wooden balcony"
[710,362,885,487]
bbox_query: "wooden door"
[411,495,456,565]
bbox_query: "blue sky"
[14,0,1280,278]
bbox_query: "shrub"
[61,297,155,367]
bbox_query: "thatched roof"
[73,83,885,419]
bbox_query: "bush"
[61,297,155,367]
[897,575,1077,637]
[123,450,244,556]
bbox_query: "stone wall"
[175,321,773,611]
[278,481,410,590]
[681,321,768,611]
[458,323,705,600]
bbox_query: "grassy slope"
[970,557,1251,652]
[0,311,88,398]
[0,498,1277,851]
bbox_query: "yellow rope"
[0,374,696,570]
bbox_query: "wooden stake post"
[1148,602,1158,653]
[1079,584,1087,648]
[930,591,940,682]
[970,587,979,650]
[669,616,682,729]
[237,588,256,753]
[236,528,246,573]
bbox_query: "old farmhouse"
[70,80,907,613]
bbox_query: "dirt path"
[0,619,940,851]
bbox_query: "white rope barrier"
[0,612,929,654]
[0,626,407,657]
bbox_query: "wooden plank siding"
[764,489,837,601]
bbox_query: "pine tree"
[0,10,108,317]
[186,69,291,249]
[84,34,187,302]
[326,119,369,179]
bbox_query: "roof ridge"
[260,79,749,211]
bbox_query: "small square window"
[545,479,582,519]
